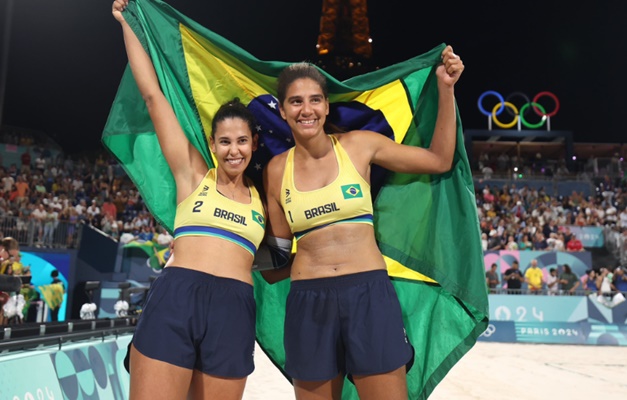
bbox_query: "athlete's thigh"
[189,370,247,400]
[352,365,407,400]
[293,374,344,400]
[129,344,193,400]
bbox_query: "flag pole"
[0,0,15,128]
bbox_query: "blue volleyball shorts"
[132,267,256,378]
[284,269,414,381]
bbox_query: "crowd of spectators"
[3,139,625,251]
[0,145,162,249]
[486,259,627,303]
[0,129,37,147]
[474,150,623,181]
[476,177,627,254]
[3,144,626,249]
[476,151,573,180]
[0,142,167,325]
[2,140,626,294]
[476,154,627,298]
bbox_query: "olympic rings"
[504,92,530,117]
[520,102,547,129]
[477,91,505,117]
[533,91,560,117]
[481,324,497,337]
[478,91,559,129]
[492,102,518,129]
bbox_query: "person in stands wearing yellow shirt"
[525,259,545,294]
[0,237,20,275]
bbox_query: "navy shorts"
[132,267,256,378]
[284,269,414,381]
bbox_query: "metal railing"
[0,215,83,249]
[487,287,623,296]
[472,170,591,181]
[0,318,136,352]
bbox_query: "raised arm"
[424,45,462,172]
[112,1,207,202]
[343,45,463,175]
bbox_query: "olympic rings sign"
[481,324,497,338]
[477,91,560,130]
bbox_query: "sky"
[1,0,626,155]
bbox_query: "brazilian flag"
[123,240,169,270]
[38,283,64,310]
[102,1,488,398]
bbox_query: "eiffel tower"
[315,0,375,80]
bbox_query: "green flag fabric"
[102,1,488,398]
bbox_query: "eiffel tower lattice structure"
[315,0,376,80]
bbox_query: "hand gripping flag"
[102,1,488,398]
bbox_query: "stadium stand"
[0,128,625,331]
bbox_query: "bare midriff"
[165,236,254,285]
[290,223,386,280]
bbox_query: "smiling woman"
[109,1,274,398]
[262,47,465,399]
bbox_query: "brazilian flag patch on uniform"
[341,184,363,199]
[252,210,266,228]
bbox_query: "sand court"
[244,341,627,399]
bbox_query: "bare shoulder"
[264,149,290,198]
[265,149,289,178]
[337,130,390,147]
[336,130,388,162]
[337,129,375,142]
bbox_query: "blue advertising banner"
[0,334,132,399]
[585,324,627,346]
[489,295,587,323]
[515,322,587,344]
[477,321,517,343]
[488,294,627,325]
[0,354,64,399]
[479,321,627,346]
[480,294,627,345]
[563,225,604,247]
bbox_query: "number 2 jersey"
[173,168,266,256]
[280,134,374,241]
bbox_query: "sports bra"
[280,134,373,240]
[173,168,266,255]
